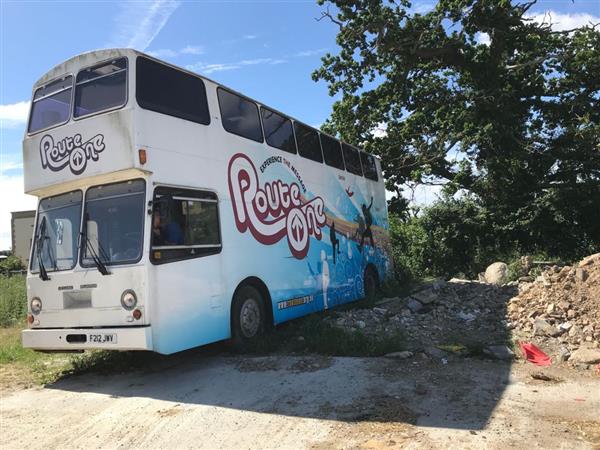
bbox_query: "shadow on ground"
[45,282,518,431]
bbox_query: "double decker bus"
[21,49,393,354]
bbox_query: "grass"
[0,274,27,327]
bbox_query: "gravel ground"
[1,354,599,449]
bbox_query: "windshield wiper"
[80,214,111,276]
[36,216,50,281]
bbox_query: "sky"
[1,0,599,250]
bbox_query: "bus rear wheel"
[232,285,266,346]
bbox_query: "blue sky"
[1,0,599,250]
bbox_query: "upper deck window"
[321,134,345,170]
[136,57,210,125]
[28,76,73,133]
[342,143,363,176]
[360,152,379,181]
[218,88,263,143]
[294,122,323,163]
[74,58,127,118]
[261,107,296,154]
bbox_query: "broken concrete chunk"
[569,347,600,364]
[411,289,438,304]
[533,318,561,337]
[406,298,423,313]
[483,345,515,360]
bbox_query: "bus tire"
[231,285,266,347]
[364,266,379,300]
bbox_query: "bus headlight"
[30,297,42,315]
[120,290,137,310]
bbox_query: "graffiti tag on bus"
[228,153,326,259]
[39,133,105,175]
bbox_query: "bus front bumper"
[22,326,153,351]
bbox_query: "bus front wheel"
[231,285,266,346]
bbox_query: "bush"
[390,198,519,280]
[0,275,27,327]
[0,255,24,273]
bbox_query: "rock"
[569,347,600,364]
[534,319,561,337]
[575,268,588,282]
[406,298,423,313]
[485,262,509,285]
[546,303,555,314]
[384,351,414,359]
[483,345,515,360]
[457,311,477,322]
[559,347,571,362]
[411,289,437,305]
[558,322,573,332]
[356,320,366,329]
[373,307,387,315]
[424,346,448,360]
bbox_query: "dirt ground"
[1,352,599,449]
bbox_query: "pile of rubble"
[507,253,600,364]
[327,279,517,355]
[325,253,600,368]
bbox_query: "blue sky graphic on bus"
[227,149,392,322]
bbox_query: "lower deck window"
[151,187,221,264]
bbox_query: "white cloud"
[0,174,37,251]
[243,35,257,40]
[295,48,329,57]
[412,3,435,14]
[0,101,30,129]
[109,0,180,51]
[526,11,600,32]
[179,45,204,55]
[187,57,287,74]
[147,44,204,59]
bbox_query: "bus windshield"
[31,190,82,273]
[82,179,145,267]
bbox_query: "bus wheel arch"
[364,264,379,300]
[230,277,273,344]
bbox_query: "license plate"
[88,333,117,344]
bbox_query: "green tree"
[314,0,600,259]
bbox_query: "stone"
[546,303,555,314]
[569,347,600,364]
[411,289,438,305]
[424,346,448,360]
[373,307,387,315]
[575,268,588,282]
[484,262,509,285]
[457,311,477,322]
[534,318,561,337]
[559,347,571,362]
[406,298,423,313]
[384,351,414,359]
[356,320,366,329]
[484,345,515,360]
[558,322,573,332]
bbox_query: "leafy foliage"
[0,255,25,273]
[314,0,600,260]
[0,275,27,327]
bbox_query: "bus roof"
[32,48,380,161]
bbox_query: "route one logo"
[39,133,105,175]
[228,153,326,259]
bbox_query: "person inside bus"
[152,209,184,246]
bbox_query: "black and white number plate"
[88,333,117,344]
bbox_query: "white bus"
[21,49,393,354]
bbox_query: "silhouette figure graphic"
[330,221,341,264]
[359,196,375,252]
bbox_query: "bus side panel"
[223,146,393,326]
